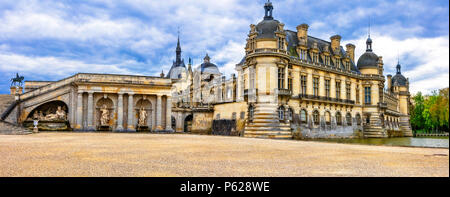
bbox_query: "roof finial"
[368,16,371,38]
[264,0,274,20]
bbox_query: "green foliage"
[410,87,449,133]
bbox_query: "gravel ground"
[0,132,448,177]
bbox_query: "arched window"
[313,110,320,125]
[278,106,285,120]
[346,113,352,126]
[325,111,331,125]
[336,112,342,125]
[356,114,361,126]
[300,109,307,124]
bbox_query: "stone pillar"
[166,95,173,132]
[87,92,94,131]
[156,94,163,131]
[76,91,83,130]
[127,93,135,132]
[116,93,124,131]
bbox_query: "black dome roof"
[392,74,407,86]
[256,19,280,39]
[392,63,407,86]
[357,51,378,69]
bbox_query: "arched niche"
[25,100,70,131]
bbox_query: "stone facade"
[1,1,413,139]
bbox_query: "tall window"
[278,37,285,50]
[301,75,307,95]
[356,85,360,104]
[313,77,319,96]
[312,53,319,63]
[325,111,331,125]
[278,67,285,89]
[288,77,293,91]
[346,113,352,126]
[313,110,320,125]
[324,56,330,65]
[346,83,351,100]
[300,109,307,124]
[336,81,341,99]
[300,50,307,60]
[278,106,285,120]
[364,86,371,104]
[325,79,330,98]
[336,112,342,125]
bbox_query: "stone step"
[243,133,292,139]
[244,127,291,132]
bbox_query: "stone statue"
[55,106,66,120]
[100,104,109,126]
[10,73,24,87]
[138,107,147,126]
[38,111,45,120]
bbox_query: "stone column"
[87,91,94,131]
[155,94,163,131]
[166,95,173,132]
[116,93,124,131]
[76,91,83,130]
[127,93,135,132]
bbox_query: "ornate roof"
[199,53,221,75]
[357,37,379,69]
[255,0,281,39]
[167,35,187,79]
[391,62,407,86]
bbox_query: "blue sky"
[0,0,448,94]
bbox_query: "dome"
[391,74,407,86]
[167,66,187,79]
[199,53,221,75]
[255,19,281,39]
[357,37,379,69]
[391,62,407,86]
[357,51,379,69]
[254,0,280,39]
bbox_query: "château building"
[0,1,412,139]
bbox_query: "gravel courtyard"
[0,132,448,177]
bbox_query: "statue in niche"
[138,107,147,126]
[100,104,109,126]
[55,106,67,120]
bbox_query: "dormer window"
[324,56,330,65]
[299,49,307,60]
[278,37,285,50]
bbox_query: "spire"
[264,0,274,20]
[176,30,182,64]
[366,17,373,52]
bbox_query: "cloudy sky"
[0,0,448,94]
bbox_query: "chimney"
[387,74,392,92]
[330,35,342,53]
[296,24,309,45]
[345,43,355,62]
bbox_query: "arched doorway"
[184,115,193,133]
[25,100,70,131]
[171,116,176,130]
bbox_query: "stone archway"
[135,98,152,131]
[96,97,114,131]
[24,100,70,131]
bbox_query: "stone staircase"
[0,120,31,135]
[399,116,413,137]
[363,113,387,138]
[244,103,292,139]
[0,94,15,115]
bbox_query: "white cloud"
[343,34,449,94]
